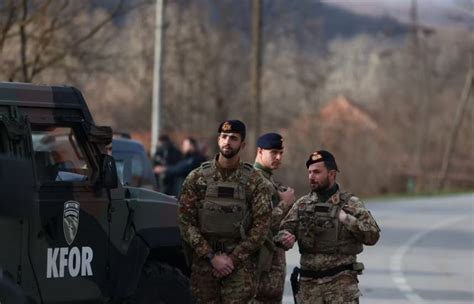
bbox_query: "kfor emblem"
[63,200,80,245]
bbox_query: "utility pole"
[250,0,263,152]
[410,0,433,192]
[151,0,165,156]
[438,51,473,190]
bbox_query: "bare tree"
[0,0,146,82]
[161,0,250,140]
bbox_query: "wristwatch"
[206,252,215,262]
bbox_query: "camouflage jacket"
[254,162,292,235]
[278,187,380,281]
[178,158,272,268]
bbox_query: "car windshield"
[31,126,90,182]
[112,148,155,188]
[113,150,148,187]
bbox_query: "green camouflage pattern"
[253,163,291,303]
[254,248,286,303]
[293,191,363,255]
[190,256,257,304]
[278,187,380,301]
[297,273,360,304]
[178,159,272,302]
[255,166,293,234]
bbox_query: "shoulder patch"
[200,161,216,185]
[242,162,255,173]
[339,191,353,203]
[201,160,213,170]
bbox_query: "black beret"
[306,150,339,171]
[217,120,246,140]
[257,133,283,150]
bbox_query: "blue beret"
[257,133,283,150]
[218,120,246,140]
[306,150,339,171]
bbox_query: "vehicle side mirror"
[0,156,35,218]
[102,154,118,189]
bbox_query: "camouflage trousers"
[296,273,361,304]
[190,256,258,304]
[254,248,286,304]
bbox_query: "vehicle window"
[114,151,144,187]
[31,126,90,182]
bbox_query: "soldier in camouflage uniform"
[253,133,295,304]
[277,150,380,304]
[178,120,272,304]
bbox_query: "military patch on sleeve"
[330,194,340,205]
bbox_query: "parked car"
[112,137,158,190]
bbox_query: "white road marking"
[283,295,294,303]
[389,215,470,304]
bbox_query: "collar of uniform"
[214,154,240,178]
[214,154,241,169]
[253,162,272,178]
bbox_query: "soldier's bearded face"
[308,162,331,192]
[218,133,244,159]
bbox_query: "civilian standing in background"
[153,137,206,196]
[153,134,182,195]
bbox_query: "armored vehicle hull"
[0,82,193,303]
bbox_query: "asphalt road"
[282,193,474,304]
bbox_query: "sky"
[322,0,473,28]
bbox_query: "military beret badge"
[222,121,232,131]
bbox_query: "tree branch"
[0,0,17,54]
[19,0,29,81]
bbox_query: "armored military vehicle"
[0,82,193,303]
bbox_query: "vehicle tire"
[128,260,194,304]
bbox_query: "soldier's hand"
[338,209,348,223]
[342,205,356,215]
[153,165,167,174]
[280,231,296,250]
[279,187,295,206]
[210,254,234,277]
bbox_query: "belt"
[209,239,236,253]
[299,263,356,279]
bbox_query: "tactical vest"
[297,191,363,255]
[198,161,253,239]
